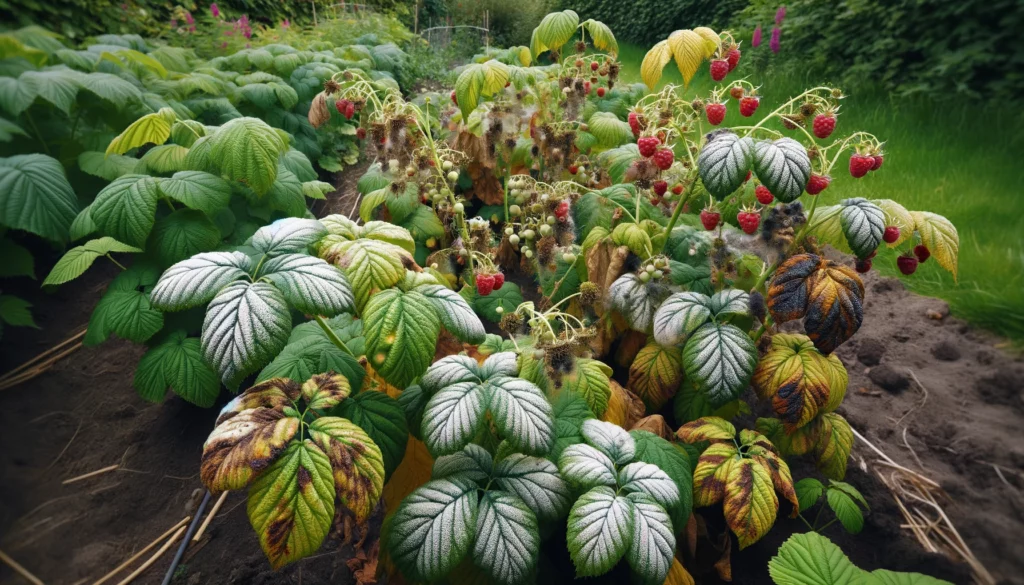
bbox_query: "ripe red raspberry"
[806,174,831,195]
[653,180,668,196]
[568,164,579,175]
[475,273,495,296]
[812,114,836,139]
[913,245,930,263]
[855,258,872,273]
[706,102,726,125]
[897,254,918,275]
[672,184,684,195]
[335,99,350,115]
[450,90,457,105]
[700,208,720,231]
[492,272,505,290]
[652,148,674,170]
[737,209,760,234]
[628,112,642,136]
[710,59,729,82]
[356,127,366,140]
[882,226,900,244]
[344,101,355,120]
[739,96,760,117]
[729,86,744,100]
[871,154,884,170]
[849,154,873,178]
[584,81,591,94]
[554,200,570,219]
[727,47,741,71]
[596,87,606,97]
[637,136,660,158]
[591,61,599,71]
[755,185,774,204]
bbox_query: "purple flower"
[752,25,763,48]
[775,5,786,25]
[281,19,290,29]
[770,27,781,53]
[210,3,220,17]
[184,11,194,24]
[238,14,249,26]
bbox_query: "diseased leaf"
[723,458,778,549]
[630,430,693,528]
[628,341,683,411]
[641,40,673,90]
[416,284,486,344]
[261,254,354,316]
[493,453,571,522]
[839,198,885,259]
[609,273,670,332]
[910,211,959,279]
[318,238,412,313]
[618,462,679,508]
[753,333,838,431]
[652,292,712,347]
[473,491,539,585]
[676,416,736,442]
[752,138,811,203]
[201,281,292,387]
[559,443,617,489]
[107,108,175,155]
[626,492,675,584]
[667,29,708,86]
[201,407,299,491]
[307,416,384,523]
[335,390,408,481]
[150,251,252,311]
[363,289,439,389]
[252,217,326,257]
[814,413,853,480]
[563,358,612,417]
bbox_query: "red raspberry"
[652,149,674,170]
[739,96,760,117]
[706,102,726,125]
[591,61,599,71]
[344,101,355,120]
[913,245,930,263]
[672,184,684,195]
[710,59,729,82]
[335,99,350,115]
[871,154,884,170]
[492,272,505,290]
[812,114,836,139]
[637,136,660,158]
[584,81,591,94]
[475,273,495,296]
[806,174,831,195]
[737,209,760,234]
[628,112,642,136]
[700,208,720,231]
[653,180,668,196]
[897,254,918,275]
[596,87,606,97]
[727,47,741,71]
[882,226,900,244]
[450,90,457,105]
[855,258,872,273]
[849,154,873,178]
[755,185,774,204]
[356,127,366,140]
[729,86,744,100]
[554,200,570,219]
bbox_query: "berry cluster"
[475,272,505,296]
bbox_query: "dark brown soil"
[2,221,1023,584]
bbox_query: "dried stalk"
[93,517,190,585]
[192,491,230,542]
[0,549,45,585]
[63,465,119,485]
[113,525,187,585]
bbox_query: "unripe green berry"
[509,205,522,216]
[646,264,656,274]
[509,234,520,246]
[562,252,577,263]
[654,269,664,279]
[505,227,514,236]
[447,171,459,182]
[540,224,552,236]
[454,202,464,214]
[523,229,536,240]
[546,216,556,225]
[524,249,534,258]
[442,160,453,171]
[496,306,504,314]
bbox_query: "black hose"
[160,490,212,585]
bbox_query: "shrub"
[556,0,747,46]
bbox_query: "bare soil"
[2,198,1022,584]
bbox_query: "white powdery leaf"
[652,292,712,347]
[567,486,634,577]
[709,288,750,319]
[626,492,675,583]
[201,281,291,386]
[150,251,252,311]
[422,381,488,456]
[389,477,479,581]
[432,444,493,483]
[250,217,327,256]
[487,376,554,456]
[419,355,481,395]
[493,453,571,521]
[839,197,886,259]
[581,419,635,465]
[473,491,538,585]
[558,443,617,489]
[618,462,680,508]
[260,253,354,316]
[479,351,519,379]
[416,284,486,345]
[698,131,754,199]
[752,137,811,203]
[609,273,665,332]
[682,322,757,407]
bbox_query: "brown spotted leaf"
[629,340,683,412]
[676,416,736,443]
[755,417,820,457]
[301,372,351,410]
[201,407,300,492]
[215,377,300,425]
[722,458,778,549]
[813,412,853,480]
[308,416,385,522]
[740,429,798,518]
[691,441,739,507]
[752,333,835,431]
[766,254,864,354]
[247,439,335,569]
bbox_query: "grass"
[615,42,1024,341]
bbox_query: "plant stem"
[741,87,833,139]
[811,503,825,530]
[817,518,838,533]
[314,315,355,357]
[797,513,815,532]
[105,254,127,271]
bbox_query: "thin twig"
[192,491,230,542]
[901,428,927,472]
[895,369,929,426]
[113,525,187,585]
[0,328,86,382]
[93,517,190,585]
[63,465,119,485]
[0,548,45,585]
[46,421,82,470]
[0,343,84,391]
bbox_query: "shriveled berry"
[739,96,760,117]
[637,136,660,158]
[356,127,366,140]
[700,208,721,231]
[849,154,873,178]
[652,148,674,170]
[855,258,872,273]
[806,174,831,195]
[710,59,729,82]
[914,245,930,263]
[706,102,726,125]
[897,254,918,275]
[755,185,774,204]
[730,86,744,100]
[882,226,900,244]
[812,114,836,139]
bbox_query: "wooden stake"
[113,525,187,585]
[191,491,229,542]
[63,465,119,485]
[92,517,190,585]
[0,549,45,585]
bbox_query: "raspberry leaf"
[641,40,673,89]
[618,462,679,508]
[588,112,634,148]
[207,117,285,196]
[318,238,412,313]
[723,458,778,548]
[581,418,636,465]
[90,174,161,247]
[910,211,959,279]
[814,413,853,480]
[631,430,693,528]
[44,237,142,286]
[562,358,613,417]
[839,198,886,259]
[794,477,825,512]
[698,131,754,200]
[333,390,408,481]
[682,321,757,407]
[493,453,571,521]
[472,281,523,323]
[558,443,617,489]
[581,19,618,55]
[415,284,486,344]
[625,492,676,584]
[803,204,853,254]
[307,416,384,523]
[609,273,671,332]
[628,340,683,412]
[84,265,164,346]
[251,217,327,257]
[530,10,579,58]
[873,199,915,247]
[768,532,863,585]
[566,486,634,577]
[106,107,174,155]
[473,491,539,585]
[826,486,863,534]
[454,60,509,121]
[753,333,843,431]
[667,29,710,87]
[134,330,220,407]
[432,444,493,482]
[260,253,354,316]
[752,137,811,203]
[363,288,439,389]
[149,209,221,266]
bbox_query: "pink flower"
[775,5,786,25]
[184,11,194,24]
[170,18,178,28]
[770,27,781,53]
[281,19,290,29]
[210,3,220,17]
[752,25,762,48]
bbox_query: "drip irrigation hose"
[160,491,211,585]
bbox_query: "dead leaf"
[714,531,732,582]
[632,414,673,439]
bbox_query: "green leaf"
[682,322,757,407]
[363,288,439,389]
[0,295,36,328]
[247,440,335,570]
[19,70,79,114]
[150,251,252,311]
[202,281,292,387]
[563,358,612,417]
[0,237,34,279]
[609,273,669,332]
[454,60,509,120]
[139,144,189,175]
[698,131,754,200]
[387,477,479,582]
[150,209,221,266]
[170,119,206,148]
[258,335,363,390]
[631,430,692,529]
[826,486,864,534]
[531,10,580,57]
[752,138,811,203]
[795,477,824,513]
[318,238,411,313]
[416,284,486,344]
[44,237,141,286]
[768,532,868,585]
[472,282,523,323]
[157,171,231,215]
[107,108,175,155]
[134,330,220,406]
[302,180,334,200]
[335,390,409,481]
[581,19,618,55]
[492,453,571,522]
[567,485,633,577]
[90,174,160,248]
[0,117,26,143]
[839,198,886,259]
[208,117,285,196]
[78,151,139,181]
[0,76,36,117]
[653,292,712,347]
[474,491,539,585]
[588,112,634,148]
[261,254,354,316]
[0,154,78,243]
[871,571,953,585]
[84,266,163,345]
[307,416,384,523]
[626,492,675,584]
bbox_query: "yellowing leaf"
[582,19,618,56]
[752,333,834,431]
[723,459,778,549]
[201,407,299,492]
[676,416,735,443]
[873,199,915,247]
[691,441,738,507]
[454,60,510,121]
[106,108,174,155]
[308,416,385,523]
[664,556,696,585]
[910,211,959,279]
[601,379,644,429]
[814,412,853,480]
[641,40,673,90]
[563,358,613,416]
[628,341,683,412]
[692,27,721,58]
[667,30,707,86]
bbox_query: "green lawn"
[615,42,1024,341]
